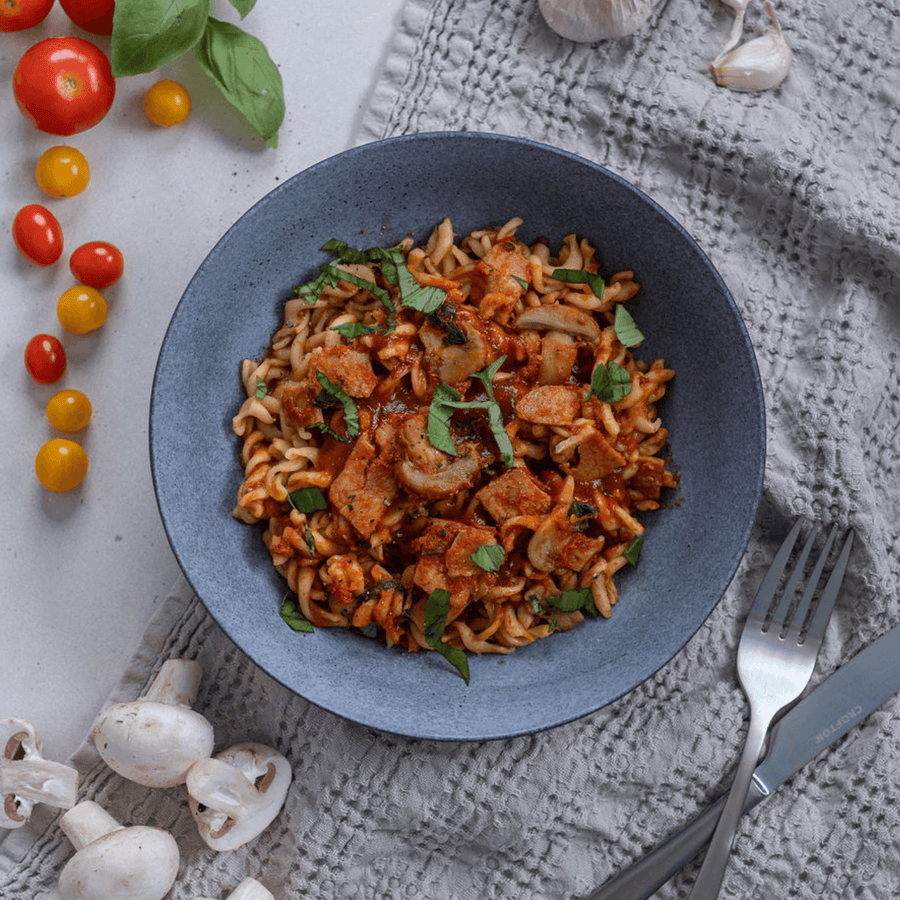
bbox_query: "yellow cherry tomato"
[57,285,108,334]
[35,145,90,197]
[46,389,93,432]
[35,438,88,492]
[143,79,191,127]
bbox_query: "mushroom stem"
[144,658,203,707]
[59,800,123,850]
[187,757,261,819]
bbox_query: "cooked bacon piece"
[527,502,604,572]
[476,468,551,524]
[281,380,316,428]
[329,433,399,540]
[312,345,378,398]
[566,430,627,482]
[515,384,583,426]
[476,240,529,322]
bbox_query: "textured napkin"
[3,0,900,897]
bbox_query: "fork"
[686,519,850,899]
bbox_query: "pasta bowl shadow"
[149,132,765,741]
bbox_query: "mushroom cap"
[92,700,215,788]
[57,825,180,900]
[514,303,602,340]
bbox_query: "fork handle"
[687,711,771,898]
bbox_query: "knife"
[587,620,900,900]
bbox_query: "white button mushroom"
[186,743,292,851]
[92,658,215,788]
[193,877,275,900]
[57,800,180,900]
[1,717,79,829]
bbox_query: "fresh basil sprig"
[313,371,360,443]
[587,361,632,404]
[110,0,284,148]
[423,589,470,684]
[280,596,315,632]
[551,268,606,298]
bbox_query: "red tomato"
[69,240,124,289]
[13,37,116,136]
[0,0,55,32]
[59,0,115,36]
[13,204,64,266]
[25,334,67,384]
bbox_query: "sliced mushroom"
[187,742,293,852]
[57,800,180,900]
[515,304,602,341]
[419,321,491,384]
[92,658,215,788]
[1,717,79,828]
[193,877,275,900]
[538,331,579,384]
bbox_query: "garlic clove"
[710,1,793,92]
[538,0,664,42]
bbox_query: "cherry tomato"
[69,240,123,289]
[36,145,91,197]
[144,79,191,127]
[57,285,108,334]
[13,204,64,266]
[13,37,116,136]
[59,0,115,35]
[0,0,55,32]
[35,438,88,492]
[46,389,93,432]
[25,333,67,384]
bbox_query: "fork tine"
[783,525,838,640]
[803,529,855,646]
[769,525,821,631]
[750,519,803,620]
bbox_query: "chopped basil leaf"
[427,303,467,346]
[614,304,645,347]
[470,356,514,467]
[313,371,360,442]
[470,544,505,572]
[295,266,343,304]
[626,535,643,567]
[370,245,446,313]
[423,589,470,684]
[321,238,369,265]
[255,377,267,399]
[569,500,598,519]
[426,382,462,456]
[356,623,378,639]
[512,275,529,290]
[546,586,597,617]
[529,593,546,615]
[587,361,632,404]
[280,597,315,632]
[288,486,328,513]
[551,267,606,298]
[304,524,317,556]
[330,321,380,339]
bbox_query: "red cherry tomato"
[0,0,55,32]
[13,37,116,136]
[13,204,64,266]
[25,334,67,384]
[59,0,115,35]
[69,240,124,289]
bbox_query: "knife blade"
[586,620,900,900]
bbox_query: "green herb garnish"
[255,377,267,399]
[546,587,597,616]
[312,371,360,443]
[587,361,632,404]
[370,245,447,313]
[304,524,317,556]
[625,535,643,567]
[423,589,470,684]
[330,322,380,339]
[512,275,529,290]
[322,239,370,266]
[470,544,505,572]
[551,268,606,298]
[288,486,328,514]
[280,597,315,632]
[614,305,645,348]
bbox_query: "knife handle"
[585,780,772,900]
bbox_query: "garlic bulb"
[710,1,793,91]
[538,0,665,42]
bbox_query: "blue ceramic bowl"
[150,132,765,741]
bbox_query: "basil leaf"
[529,594,546,615]
[471,356,514,467]
[280,597,315,632]
[194,17,285,149]
[288,486,328,513]
[313,371,360,442]
[546,587,597,616]
[587,361,631,404]
[330,322,380,339]
[551,268,606,298]
[426,383,462,456]
[626,535,643,567]
[423,589,470,684]
[614,304,645,347]
[255,376,267,399]
[512,275,529,290]
[295,267,342,304]
[322,239,369,266]
[369,245,446,313]
[304,524,317,556]
[471,356,506,393]
[470,543,505,572]
[227,0,257,17]
[111,0,210,76]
